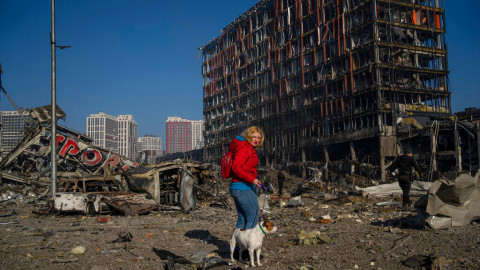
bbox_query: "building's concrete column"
[350,141,357,174]
[454,118,462,173]
[301,148,306,178]
[324,146,330,181]
[379,136,386,181]
[430,127,438,172]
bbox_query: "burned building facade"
[200,0,450,179]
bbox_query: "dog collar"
[259,223,266,236]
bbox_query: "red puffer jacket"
[229,136,258,184]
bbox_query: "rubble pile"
[0,106,479,269]
[0,105,226,215]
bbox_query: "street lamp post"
[50,0,57,197]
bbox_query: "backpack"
[221,151,234,179]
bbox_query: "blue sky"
[1,0,479,142]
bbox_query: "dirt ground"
[1,189,480,270]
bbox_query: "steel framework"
[200,0,450,179]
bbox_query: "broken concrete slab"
[415,172,480,229]
[356,181,431,197]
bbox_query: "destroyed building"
[200,0,450,180]
[0,105,220,215]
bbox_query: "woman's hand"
[253,178,263,189]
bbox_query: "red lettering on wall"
[58,138,80,157]
[103,155,120,167]
[82,150,102,166]
[56,135,65,146]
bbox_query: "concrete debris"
[51,258,79,263]
[415,172,480,229]
[53,192,103,214]
[288,196,303,207]
[112,232,133,243]
[375,201,401,207]
[0,209,15,217]
[298,230,332,245]
[356,181,431,197]
[0,105,223,215]
[178,167,196,211]
[102,194,157,216]
[71,245,86,255]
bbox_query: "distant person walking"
[391,149,422,207]
[277,169,287,196]
[229,126,264,230]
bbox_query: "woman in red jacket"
[229,126,264,229]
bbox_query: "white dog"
[229,220,278,267]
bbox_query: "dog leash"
[258,183,269,221]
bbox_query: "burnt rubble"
[1,105,480,227]
[0,105,225,215]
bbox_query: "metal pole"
[50,0,57,197]
[477,122,480,174]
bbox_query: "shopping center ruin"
[200,0,450,180]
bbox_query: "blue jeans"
[230,189,259,229]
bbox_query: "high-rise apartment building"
[86,113,137,159]
[191,120,204,150]
[0,111,30,153]
[166,117,192,154]
[137,135,162,164]
[86,112,119,152]
[200,0,450,179]
[118,115,138,160]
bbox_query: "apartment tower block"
[86,112,138,160]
